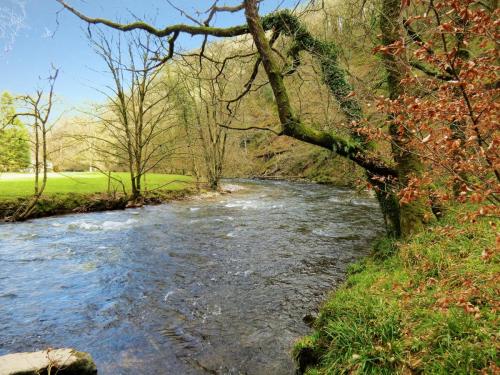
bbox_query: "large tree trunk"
[380,0,431,236]
[244,0,406,236]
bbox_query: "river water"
[0,180,384,374]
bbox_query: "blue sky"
[0,0,302,115]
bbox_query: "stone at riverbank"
[0,348,97,375]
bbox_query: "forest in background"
[2,0,497,228]
[1,0,400,189]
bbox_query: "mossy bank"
[0,189,196,222]
[294,208,498,374]
[0,172,195,221]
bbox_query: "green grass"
[294,207,499,374]
[0,172,192,199]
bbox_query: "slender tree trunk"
[181,105,201,190]
[17,122,49,220]
[107,171,111,194]
[34,121,39,195]
[135,173,141,198]
[371,178,402,237]
[129,170,137,199]
[41,124,48,194]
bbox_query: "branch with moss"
[57,0,250,37]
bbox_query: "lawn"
[0,172,193,198]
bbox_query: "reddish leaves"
[375,0,499,217]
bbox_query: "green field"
[0,172,192,198]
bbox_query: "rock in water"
[302,312,318,328]
[0,348,97,375]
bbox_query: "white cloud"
[41,26,53,39]
[0,0,27,53]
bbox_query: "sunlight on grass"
[0,172,193,198]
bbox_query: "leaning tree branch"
[218,124,282,135]
[57,0,250,38]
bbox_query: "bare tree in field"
[86,29,180,200]
[10,68,58,220]
[176,52,241,191]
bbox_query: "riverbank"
[293,207,498,374]
[0,189,199,222]
[0,172,197,221]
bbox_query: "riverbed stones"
[0,348,97,375]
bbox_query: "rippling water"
[0,180,384,374]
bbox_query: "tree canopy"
[0,92,30,172]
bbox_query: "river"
[0,180,384,374]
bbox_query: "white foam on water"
[313,228,337,238]
[214,216,234,222]
[224,201,243,208]
[164,291,175,302]
[350,199,379,207]
[224,200,262,210]
[328,196,344,203]
[68,222,101,231]
[211,305,222,316]
[222,184,245,192]
[312,227,358,239]
[101,218,138,230]
[328,196,379,207]
[68,218,138,231]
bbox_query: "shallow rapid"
[0,180,384,374]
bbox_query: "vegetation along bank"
[0,172,194,221]
[293,207,498,374]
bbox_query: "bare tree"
[9,68,58,220]
[176,52,242,191]
[87,29,180,200]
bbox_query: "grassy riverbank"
[0,172,192,198]
[0,172,194,220]
[294,208,498,374]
